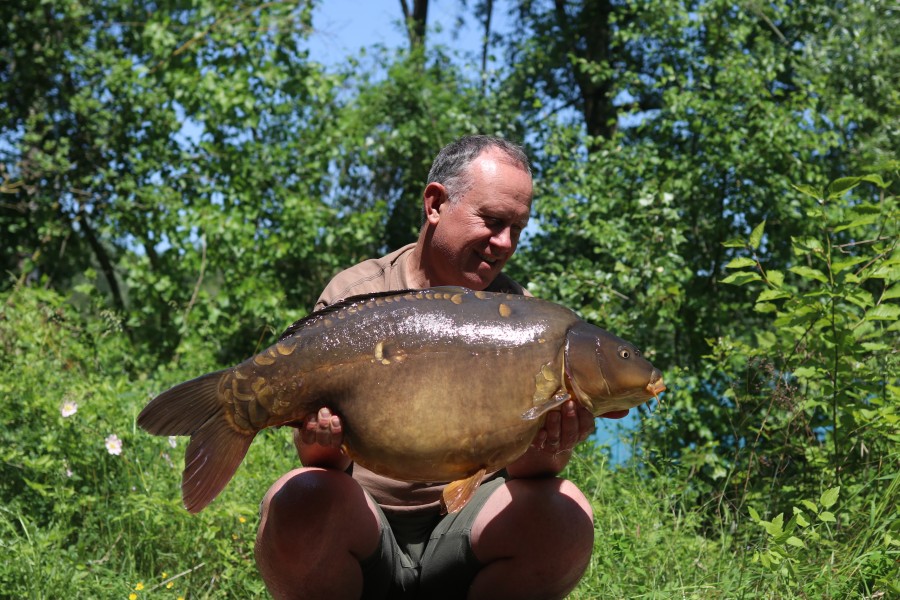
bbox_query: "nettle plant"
[721,172,898,483]
[747,486,841,573]
[719,171,898,595]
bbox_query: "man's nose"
[491,227,514,251]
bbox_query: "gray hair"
[427,135,532,204]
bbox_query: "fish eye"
[618,346,631,359]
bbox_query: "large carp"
[138,287,665,514]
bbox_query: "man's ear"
[423,182,447,225]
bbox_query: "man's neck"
[403,237,433,289]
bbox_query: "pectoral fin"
[442,468,487,514]
[521,391,570,420]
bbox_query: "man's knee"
[256,468,381,580]
[472,477,594,564]
[468,478,594,599]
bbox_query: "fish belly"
[331,346,551,482]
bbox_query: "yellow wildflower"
[135,582,145,590]
[161,572,168,578]
[166,582,174,589]
[238,516,247,524]
[129,594,137,600]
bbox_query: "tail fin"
[138,370,255,513]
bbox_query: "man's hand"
[300,407,344,448]
[507,402,631,478]
[293,407,351,471]
[531,400,596,453]
[507,400,593,478]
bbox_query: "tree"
[0,0,385,364]
[505,0,899,505]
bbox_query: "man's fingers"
[544,410,561,447]
[300,413,318,445]
[297,408,344,448]
[555,401,577,447]
[576,405,596,442]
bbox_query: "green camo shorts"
[358,475,507,600]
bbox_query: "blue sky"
[309,0,513,66]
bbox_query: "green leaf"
[791,183,822,200]
[785,536,806,548]
[749,220,766,250]
[859,173,888,188]
[789,266,829,284]
[792,237,823,253]
[793,366,821,379]
[758,289,790,302]
[832,257,868,273]
[726,257,757,269]
[834,214,879,233]
[723,237,747,248]
[883,285,900,301]
[764,513,785,537]
[721,272,763,286]
[870,263,900,280]
[845,288,874,310]
[793,508,809,527]
[767,270,785,288]
[754,302,777,313]
[818,511,837,523]
[820,486,840,508]
[865,304,900,321]
[748,506,761,522]
[801,500,819,514]
[826,177,861,199]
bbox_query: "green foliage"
[711,173,898,493]
[0,284,297,598]
[0,0,383,366]
[745,481,899,598]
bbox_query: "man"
[255,135,627,599]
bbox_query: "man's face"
[430,148,533,290]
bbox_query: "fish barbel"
[138,287,665,513]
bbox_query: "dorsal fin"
[278,286,472,340]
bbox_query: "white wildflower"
[60,400,78,418]
[105,434,123,456]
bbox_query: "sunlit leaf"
[789,266,829,284]
[748,506,761,522]
[818,511,837,523]
[820,486,840,509]
[721,272,763,286]
[866,305,900,321]
[749,220,766,250]
[726,257,757,269]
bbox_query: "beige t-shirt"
[314,242,528,514]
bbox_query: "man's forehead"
[471,148,529,176]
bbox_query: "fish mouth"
[645,371,666,398]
